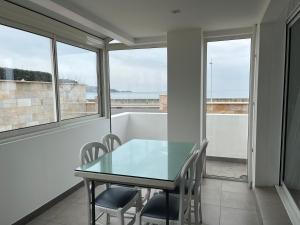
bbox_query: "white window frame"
[202,27,256,185]
[0,7,106,141]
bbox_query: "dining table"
[74,138,196,225]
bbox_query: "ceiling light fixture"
[171,9,181,14]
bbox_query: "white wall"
[127,113,167,141]
[111,113,129,142]
[112,113,248,159]
[167,29,202,146]
[0,118,110,225]
[255,20,286,186]
[207,114,248,159]
[254,0,300,186]
[111,112,167,142]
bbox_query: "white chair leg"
[199,188,203,224]
[143,188,151,203]
[106,213,110,225]
[136,192,143,213]
[187,204,192,225]
[118,212,125,225]
[136,212,141,225]
[194,199,199,225]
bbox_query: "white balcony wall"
[112,113,247,159]
[112,112,167,142]
[206,114,248,159]
[110,113,130,141]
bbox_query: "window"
[282,14,300,211]
[56,42,99,120]
[109,48,167,115]
[0,23,102,135]
[0,24,56,132]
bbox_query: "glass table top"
[76,139,195,182]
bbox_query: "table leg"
[166,190,169,225]
[91,181,95,225]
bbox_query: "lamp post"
[209,58,213,102]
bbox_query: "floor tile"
[220,207,259,225]
[221,180,250,194]
[202,178,223,191]
[34,201,66,222]
[51,203,88,225]
[202,203,221,225]
[202,187,221,206]
[263,218,292,225]
[25,217,50,225]
[24,179,263,225]
[221,191,256,211]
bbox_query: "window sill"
[0,115,107,145]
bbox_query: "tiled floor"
[206,159,247,180]
[26,179,260,225]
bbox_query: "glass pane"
[284,18,300,209]
[76,139,195,181]
[109,48,167,115]
[56,42,99,120]
[206,39,251,180]
[0,24,56,132]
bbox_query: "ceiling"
[10,0,270,45]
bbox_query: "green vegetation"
[0,67,52,82]
[0,67,80,84]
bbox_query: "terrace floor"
[26,179,259,225]
[206,159,247,181]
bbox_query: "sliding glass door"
[282,13,300,210]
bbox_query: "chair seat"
[95,186,138,209]
[141,193,180,220]
[169,181,196,195]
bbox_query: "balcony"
[111,111,248,180]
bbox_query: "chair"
[137,149,198,225]
[102,133,151,203]
[80,142,142,225]
[102,133,122,152]
[160,139,208,225]
[193,139,208,225]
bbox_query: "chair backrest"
[80,142,108,165]
[102,133,122,152]
[178,150,198,224]
[194,139,209,189]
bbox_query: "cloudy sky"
[0,24,97,86]
[0,24,251,99]
[207,39,251,98]
[109,48,167,93]
[110,38,251,98]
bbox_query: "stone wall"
[159,94,248,114]
[0,80,97,132]
[159,94,168,112]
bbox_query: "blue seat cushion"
[95,186,138,209]
[141,193,180,220]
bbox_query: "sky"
[109,48,167,93]
[0,24,97,86]
[0,23,251,98]
[109,39,251,98]
[207,39,251,98]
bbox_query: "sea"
[86,91,164,99]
